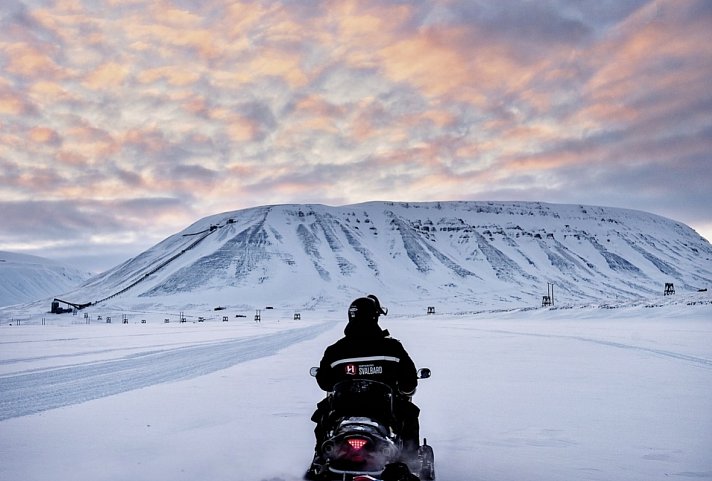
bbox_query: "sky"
[1,0,711,274]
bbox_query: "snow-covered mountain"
[0,251,91,307]
[54,201,712,313]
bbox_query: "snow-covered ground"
[1,295,711,481]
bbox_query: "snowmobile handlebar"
[309,366,431,379]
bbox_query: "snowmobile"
[305,367,435,481]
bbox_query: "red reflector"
[347,438,368,450]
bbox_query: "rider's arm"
[397,344,418,396]
[316,348,335,391]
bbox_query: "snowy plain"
[1,294,711,481]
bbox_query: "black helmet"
[366,294,387,316]
[348,295,387,324]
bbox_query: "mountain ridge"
[47,200,712,312]
[0,251,91,307]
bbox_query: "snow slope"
[0,294,710,481]
[22,201,712,316]
[0,251,91,308]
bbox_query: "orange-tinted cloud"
[0,92,27,115]
[2,42,63,77]
[29,127,60,144]
[83,62,131,89]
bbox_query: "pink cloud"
[29,127,60,145]
[122,128,169,154]
[0,91,28,116]
[137,65,201,87]
[28,80,74,103]
[579,0,711,126]
[83,62,131,89]
[3,42,62,78]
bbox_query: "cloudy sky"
[1,0,710,273]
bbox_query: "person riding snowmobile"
[311,295,421,463]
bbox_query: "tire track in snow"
[478,328,712,368]
[0,322,332,421]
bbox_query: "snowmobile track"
[479,328,712,368]
[0,322,332,421]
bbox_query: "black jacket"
[316,321,418,396]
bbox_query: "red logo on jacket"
[345,364,356,375]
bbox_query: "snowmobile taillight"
[346,437,368,451]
